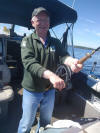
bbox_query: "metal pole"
[72,0,76,8]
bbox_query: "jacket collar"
[32,31,40,41]
[32,31,51,46]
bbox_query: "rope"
[70,24,75,57]
[51,28,58,39]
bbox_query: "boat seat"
[0,85,14,102]
[0,85,14,120]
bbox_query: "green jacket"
[21,32,69,92]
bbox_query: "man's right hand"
[43,70,66,91]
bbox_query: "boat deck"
[0,82,99,133]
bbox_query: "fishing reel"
[56,64,72,90]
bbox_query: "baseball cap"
[32,7,49,18]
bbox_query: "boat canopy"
[0,0,77,29]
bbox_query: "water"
[68,46,100,109]
[67,46,100,78]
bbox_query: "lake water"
[68,46,100,78]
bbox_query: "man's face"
[31,12,50,36]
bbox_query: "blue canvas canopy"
[0,0,77,29]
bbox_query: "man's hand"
[64,57,83,73]
[43,70,66,91]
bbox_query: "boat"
[0,0,100,133]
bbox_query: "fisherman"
[18,7,83,133]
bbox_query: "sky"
[57,0,100,49]
[0,0,100,48]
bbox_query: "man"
[18,7,82,133]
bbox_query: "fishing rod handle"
[78,53,91,64]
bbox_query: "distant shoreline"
[74,45,94,50]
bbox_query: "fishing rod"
[78,46,100,64]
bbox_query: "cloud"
[84,28,100,38]
[84,28,90,32]
[96,33,100,37]
[79,17,95,24]
[85,19,95,24]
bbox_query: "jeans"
[18,88,55,133]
